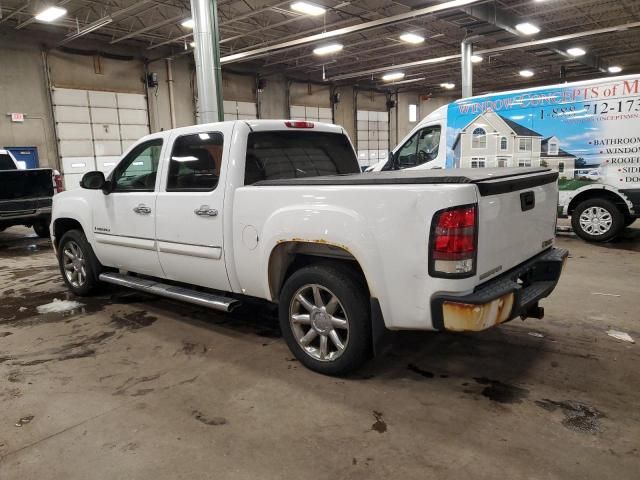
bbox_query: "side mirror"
[80,171,106,191]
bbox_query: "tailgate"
[0,169,54,202]
[474,170,558,283]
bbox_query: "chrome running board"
[99,272,240,312]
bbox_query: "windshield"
[244,131,359,185]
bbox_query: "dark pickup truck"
[0,149,63,238]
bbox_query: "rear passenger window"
[244,131,359,185]
[167,132,223,191]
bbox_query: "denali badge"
[95,227,110,233]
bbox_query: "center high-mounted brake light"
[285,121,314,129]
[429,204,477,277]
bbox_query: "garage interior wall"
[0,38,57,169]
[147,57,196,132]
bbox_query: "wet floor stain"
[473,377,530,404]
[192,410,227,426]
[535,399,605,434]
[371,410,387,433]
[0,332,12,337]
[110,311,157,330]
[0,236,52,257]
[15,415,34,427]
[113,373,163,396]
[407,363,435,378]
[181,341,208,355]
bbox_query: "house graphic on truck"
[451,109,576,178]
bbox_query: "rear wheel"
[571,198,624,242]
[279,263,371,376]
[33,221,50,238]
[57,229,102,295]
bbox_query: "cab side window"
[394,126,441,169]
[167,132,224,192]
[112,139,163,192]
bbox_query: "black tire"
[33,221,50,238]
[571,198,624,242]
[279,262,371,376]
[57,229,103,296]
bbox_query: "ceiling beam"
[219,0,486,64]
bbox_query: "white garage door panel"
[92,124,120,140]
[290,105,305,118]
[91,107,119,124]
[63,173,84,191]
[55,106,90,123]
[237,102,256,115]
[120,124,149,140]
[52,87,149,189]
[121,140,136,152]
[118,109,147,125]
[53,88,88,107]
[224,113,238,121]
[117,93,146,109]
[62,156,96,174]
[89,91,117,108]
[57,123,93,140]
[59,140,94,157]
[96,156,120,174]
[94,141,122,156]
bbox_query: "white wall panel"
[119,108,148,125]
[94,141,122,156]
[91,107,119,124]
[52,88,88,107]
[117,93,146,109]
[55,106,90,123]
[120,124,149,140]
[59,140,93,157]
[92,123,120,140]
[57,123,92,140]
[89,91,117,108]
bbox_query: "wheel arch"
[268,241,369,302]
[52,217,84,249]
[567,187,631,216]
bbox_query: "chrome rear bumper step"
[99,272,240,312]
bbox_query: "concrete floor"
[1,226,639,480]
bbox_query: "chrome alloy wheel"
[62,240,87,288]
[289,284,349,362]
[579,206,613,236]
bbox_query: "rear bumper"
[431,247,568,332]
[0,206,51,228]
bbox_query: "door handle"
[194,205,218,217]
[133,204,152,215]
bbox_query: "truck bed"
[253,167,557,196]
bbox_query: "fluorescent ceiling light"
[515,22,540,35]
[382,72,405,82]
[566,47,586,57]
[190,41,195,48]
[35,6,67,22]
[471,55,483,63]
[519,69,534,77]
[399,33,424,44]
[440,82,455,89]
[290,2,326,16]
[181,18,195,29]
[313,43,343,55]
[608,65,622,73]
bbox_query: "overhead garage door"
[290,105,332,123]
[51,87,149,190]
[223,100,257,120]
[356,110,389,168]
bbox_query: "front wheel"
[279,263,371,376]
[57,229,102,295]
[571,198,624,242]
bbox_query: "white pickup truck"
[51,120,567,375]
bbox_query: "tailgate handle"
[520,191,535,211]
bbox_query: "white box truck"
[370,74,640,242]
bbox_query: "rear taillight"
[53,171,64,193]
[285,121,314,128]
[429,204,477,277]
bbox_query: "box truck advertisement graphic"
[374,75,640,242]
